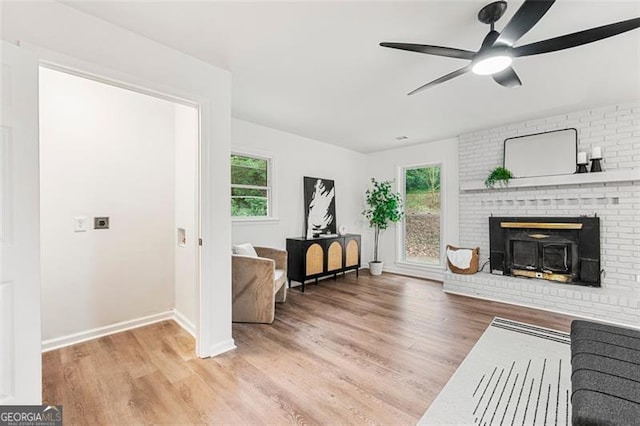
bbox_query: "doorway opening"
[38,65,200,351]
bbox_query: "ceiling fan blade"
[493,66,522,88]
[380,42,475,60]
[513,17,640,57]
[407,65,471,95]
[480,30,500,51]
[496,0,556,46]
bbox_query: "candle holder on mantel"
[590,146,603,173]
[577,162,589,174]
[576,151,588,174]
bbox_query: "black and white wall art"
[303,177,336,238]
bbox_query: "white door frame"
[1,40,42,405]
[27,44,225,358]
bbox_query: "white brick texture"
[448,101,640,326]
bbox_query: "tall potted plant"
[362,178,404,276]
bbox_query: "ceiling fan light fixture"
[472,54,513,75]
[381,1,640,93]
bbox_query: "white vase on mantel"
[369,261,383,276]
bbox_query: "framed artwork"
[303,176,336,238]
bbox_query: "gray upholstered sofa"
[571,320,640,425]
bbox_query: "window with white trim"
[231,153,272,218]
[401,164,442,265]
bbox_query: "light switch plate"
[74,216,88,232]
[94,217,109,229]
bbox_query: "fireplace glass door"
[542,244,571,273]
[511,240,538,270]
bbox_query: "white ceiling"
[64,1,640,153]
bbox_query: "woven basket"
[446,245,479,274]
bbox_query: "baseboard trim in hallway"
[41,309,195,352]
[173,309,196,338]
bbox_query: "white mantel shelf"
[460,169,640,192]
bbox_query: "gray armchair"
[231,246,287,323]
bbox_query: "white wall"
[366,138,460,281]
[39,67,176,341]
[174,104,198,331]
[2,1,233,356]
[231,119,370,263]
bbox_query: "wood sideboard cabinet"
[286,234,361,292]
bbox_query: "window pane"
[231,155,267,186]
[232,187,266,197]
[231,188,268,217]
[404,166,441,264]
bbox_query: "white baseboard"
[41,310,174,352]
[443,288,640,331]
[173,309,196,338]
[207,338,236,357]
[41,309,235,355]
[380,265,444,283]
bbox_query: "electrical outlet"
[74,216,88,232]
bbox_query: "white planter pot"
[369,261,383,276]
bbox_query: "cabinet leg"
[334,273,337,281]
[356,268,359,277]
[315,277,318,286]
[301,281,305,293]
[288,279,291,289]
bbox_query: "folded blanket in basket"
[447,248,472,269]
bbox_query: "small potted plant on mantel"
[484,166,514,188]
[362,178,404,276]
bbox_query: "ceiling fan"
[380,0,640,95]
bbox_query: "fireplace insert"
[489,217,600,286]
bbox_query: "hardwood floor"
[42,272,574,425]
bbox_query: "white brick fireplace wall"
[445,101,640,327]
